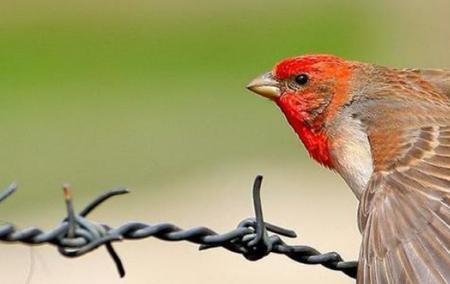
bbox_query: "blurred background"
[0,0,449,283]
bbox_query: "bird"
[246,54,450,284]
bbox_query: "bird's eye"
[294,74,309,85]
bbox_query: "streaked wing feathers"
[408,69,450,98]
[357,125,450,284]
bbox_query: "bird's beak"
[246,72,281,100]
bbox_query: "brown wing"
[354,69,450,284]
[357,127,450,283]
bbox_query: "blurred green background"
[1,0,449,283]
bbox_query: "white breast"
[329,116,373,200]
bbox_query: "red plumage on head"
[271,54,349,168]
[274,54,342,79]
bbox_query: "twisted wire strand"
[0,176,358,279]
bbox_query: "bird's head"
[247,54,353,168]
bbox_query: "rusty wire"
[0,176,358,279]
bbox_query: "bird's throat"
[276,96,333,168]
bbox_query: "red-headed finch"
[247,54,450,284]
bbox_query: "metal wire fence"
[0,175,358,279]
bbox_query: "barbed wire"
[0,175,358,279]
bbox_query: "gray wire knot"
[57,185,127,277]
[200,176,296,261]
